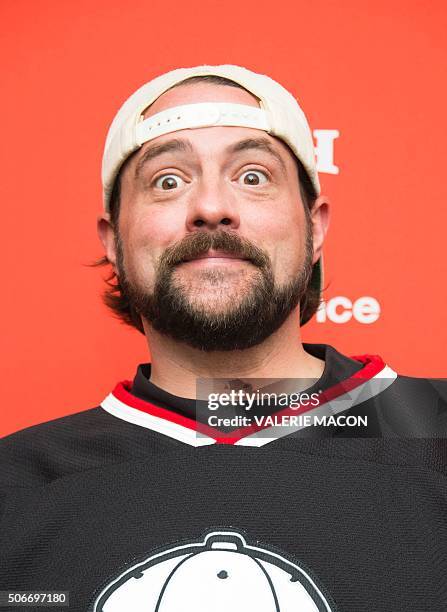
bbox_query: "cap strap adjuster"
[135,102,270,145]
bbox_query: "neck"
[141,309,324,399]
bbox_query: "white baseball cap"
[101,64,323,324]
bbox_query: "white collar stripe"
[101,393,215,447]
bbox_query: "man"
[1,65,446,612]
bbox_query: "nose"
[185,179,241,232]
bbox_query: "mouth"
[180,250,250,264]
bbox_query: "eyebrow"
[135,139,194,180]
[134,136,287,179]
[226,137,287,174]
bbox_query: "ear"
[97,213,118,274]
[310,195,330,265]
[311,195,330,263]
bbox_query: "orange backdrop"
[1,0,446,437]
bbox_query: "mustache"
[159,230,270,269]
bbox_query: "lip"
[180,249,249,263]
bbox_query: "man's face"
[100,82,324,351]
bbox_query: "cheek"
[120,207,185,282]
[247,199,306,277]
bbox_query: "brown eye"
[154,174,185,190]
[239,170,268,186]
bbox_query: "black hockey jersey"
[1,344,446,611]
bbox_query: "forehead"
[142,81,261,120]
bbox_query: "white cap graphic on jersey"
[92,531,336,612]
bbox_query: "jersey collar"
[101,346,397,447]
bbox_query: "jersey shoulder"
[0,405,169,488]
[0,407,109,487]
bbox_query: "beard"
[115,224,314,352]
